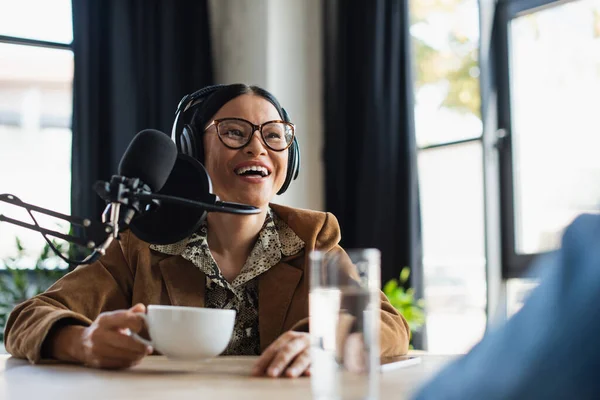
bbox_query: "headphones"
[171,85,300,195]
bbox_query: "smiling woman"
[4,83,411,379]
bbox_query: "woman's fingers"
[98,329,151,357]
[253,331,294,375]
[95,308,146,333]
[285,350,311,378]
[253,331,302,375]
[82,328,150,363]
[80,305,151,369]
[129,303,146,313]
[253,331,310,378]
[267,336,309,377]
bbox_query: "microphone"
[93,129,178,235]
[118,129,177,191]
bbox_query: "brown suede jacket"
[5,204,410,363]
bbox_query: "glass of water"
[309,248,381,400]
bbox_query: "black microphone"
[118,129,177,191]
[94,129,178,235]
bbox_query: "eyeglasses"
[205,118,295,152]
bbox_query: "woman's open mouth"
[234,165,271,182]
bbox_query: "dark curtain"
[323,1,424,347]
[71,0,213,225]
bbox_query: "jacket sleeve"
[378,291,410,356]
[4,232,137,364]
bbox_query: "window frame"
[494,0,574,279]
[0,34,72,50]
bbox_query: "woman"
[5,84,409,378]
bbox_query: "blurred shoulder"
[270,203,341,251]
[562,213,600,250]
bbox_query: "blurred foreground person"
[415,213,600,399]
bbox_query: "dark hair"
[189,84,287,132]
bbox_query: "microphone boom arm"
[133,192,261,214]
[0,193,116,265]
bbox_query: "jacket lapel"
[258,261,303,351]
[157,255,206,307]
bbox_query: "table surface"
[0,353,455,399]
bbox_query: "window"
[496,0,600,277]
[411,0,487,353]
[0,0,73,269]
[413,0,600,352]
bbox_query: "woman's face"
[202,94,289,208]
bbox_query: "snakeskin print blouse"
[149,208,305,355]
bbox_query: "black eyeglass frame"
[204,117,296,152]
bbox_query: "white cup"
[130,305,236,360]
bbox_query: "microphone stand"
[0,193,116,266]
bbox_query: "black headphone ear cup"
[172,84,226,161]
[276,107,300,195]
[277,137,300,195]
[291,137,300,180]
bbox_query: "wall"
[208,0,324,211]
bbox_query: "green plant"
[383,267,426,347]
[0,237,68,342]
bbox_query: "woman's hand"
[252,331,311,378]
[78,303,152,369]
[47,303,152,369]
